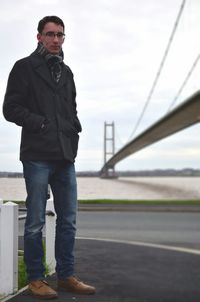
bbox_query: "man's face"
[37,22,65,55]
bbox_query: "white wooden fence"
[46,199,56,273]
[0,198,56,299]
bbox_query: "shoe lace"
[40,280,50,288]
[72,276,82,284]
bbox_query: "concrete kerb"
[18,202,200,212]
[78,203,200,212]
[0,286,28,302]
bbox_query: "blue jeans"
[22,160,77,281]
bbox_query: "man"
[3,16,95,299]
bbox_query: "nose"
[53,35,59,41]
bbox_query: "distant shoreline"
[1,168,200,178]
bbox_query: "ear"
[37,33,42,42]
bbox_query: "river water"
[0,177,200,201]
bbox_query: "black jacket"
[3,51,82,162]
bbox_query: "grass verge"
[4,199,200,206]
[78,199,200,205]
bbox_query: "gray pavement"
[7,238,200,302]
[10,207,200,302]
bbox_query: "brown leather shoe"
[28,280,58,299]
[57,276,96,295]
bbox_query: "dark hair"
[37,16,65,33]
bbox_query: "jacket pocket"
[58,118,79,159]
[21,119,59,154]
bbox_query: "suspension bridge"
[100,0,200,177]
[100,90,200,177]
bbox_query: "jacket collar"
[30,52,69,90]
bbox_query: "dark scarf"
[36,42,64,83]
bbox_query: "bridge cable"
[128,0,186,141]
[115,125,126,150]
[167,53,200,112]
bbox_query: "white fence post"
[46,199,56,274]
[0,202,18,297]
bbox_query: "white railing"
[0,201,18,298]
[0,198,56,299]
[46,199,56,273]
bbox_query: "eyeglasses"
[42,31,65,40]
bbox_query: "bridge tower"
[102,121,117,178]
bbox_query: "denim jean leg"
[23,161,52,281]
[50,161,77,279]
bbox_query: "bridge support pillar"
[100,166,117,178]
[101,122,118,178]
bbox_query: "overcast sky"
[1,0,200,172]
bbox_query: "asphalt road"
[18,211,200,251]
[77,211,200,250]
